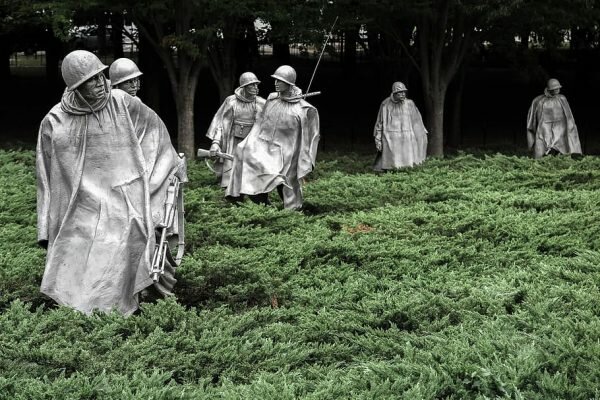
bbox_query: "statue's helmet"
[61,50,108,91]
[109,58,143,86]
[392,81,408,93]
[546,78,562,91]
[239,72,260,88]
[271,65,296,86]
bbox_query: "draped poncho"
[526,92,582,158]
[37,87,185,315]
[373,96,428,170]
[205,87,265,188]
[226,87,320,210]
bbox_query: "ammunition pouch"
[232,120,254,139]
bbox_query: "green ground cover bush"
[0,149,599,399]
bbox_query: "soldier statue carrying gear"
[226,65,320,210]
[204,72,266,190]
[37,50,187,315]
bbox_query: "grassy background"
[0,149,599,399]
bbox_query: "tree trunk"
[137,34,161,112]
[208,43,236,102]
[271,21,290,64]
[111,12,124,59]
[519,27,530,51]
[235,18,258,71]
[44,31,64,89]
[97,13,107,55]
[448,63,466,148]
[176,86,196,159]
[343,25,358,72]
[0,39,11,81]
[215,77,234,103]
[416,3,472,158]
[170,56,201,159]
[133,0,202,158]
[424,86,447,157]
[207,19,238,102]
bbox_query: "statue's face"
[275,79,290,93]
[393,91,406,102]
[244,82,259,97]
[117,77,140,96]
[548,88,560,96]
[79,73,106,102]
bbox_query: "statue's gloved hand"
[209,142,221,157]
[375,139,382,152]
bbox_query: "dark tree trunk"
[0,39,11,81]
[137,34,161,112]
[207,19,238,102]
[343,25,358,72]
[366,28,402,93]
[111,12,124,59]
[167,46,202,158]
[134,0,204,158]
[97,13,108,55]
[175,84,197,158]
[273,42,290,64]
[519,27,530,51]
[413,3,473,157]
[44,33,64,89]
[208,43,236,102]
[235,18,258,72]
[213,75,235,103]
[171,55,201,158]
[271,21,290,64]
[424,86,447,157]
[447,63,466,148]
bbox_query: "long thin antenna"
[306,16,339,94]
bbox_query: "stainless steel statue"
[109,57,143,96]
[225,65,320,210]
[37,50,187,315]
[526,78,582,158]
[373,82,428,171]
[205,72,266,189]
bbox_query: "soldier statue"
[37,50,186,315]
[206,72,266,190]
[226,65,320,210]
[109,57,143,97]
[373,81,428,171]
[526,78,582,158]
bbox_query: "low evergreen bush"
[1,149,599,399]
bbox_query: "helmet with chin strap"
[109,58,143,86]
[271,65,296,86]
[61,50,108,91]
[239,72,260,88]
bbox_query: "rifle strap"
[174,180,185,266]
[204,158,217,173]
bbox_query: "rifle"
[287,91,322,101]
[197,148,234,161]
[305,16,338,95]
[151,175,184,282]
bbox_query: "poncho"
[37,87,185,315]
[373,96,428,170]
[526,92,582,158]
[206,87,265,188]
[226,87,319,210]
